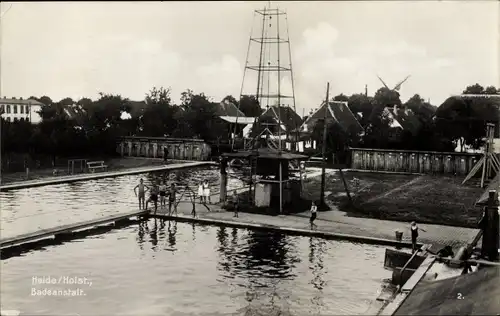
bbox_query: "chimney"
[20,97,23,100]
[12,97,16,100]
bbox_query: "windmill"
[377,75,411,92]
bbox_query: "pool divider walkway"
[0,209,148,251]
[150,210,419,248]
[0,161,216,191]
[148,196,479,251]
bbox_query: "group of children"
[134,178,179,215]
[134,178,213,216]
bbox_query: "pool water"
[0,166,243,239]
[1,220,391,316]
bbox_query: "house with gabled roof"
[258,105,303,137]
[382,105,422,139]
[299,100,364,136]
[216,100,256,125]
[215,100,257,139]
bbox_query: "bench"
[87,161,108,173]
[309,157,323,162]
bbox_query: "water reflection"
[167,221,177,251]
[137,222,146,250]
[309,237,327,291]
[243,231,298,279]
[217,227,231,275]
[149,219,158,251]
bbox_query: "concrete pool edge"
[149,213,421,249]
[0,161,216,191]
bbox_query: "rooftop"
[299,101,364,135]
[394,266,500,315]
[0,98,44,106]
[260,105,302,133]
[216,100,246,118]
[384,106,422,135]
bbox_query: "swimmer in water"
[134,178,149,210]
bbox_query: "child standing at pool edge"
[310,201,318,229]
[159,180,167,209]
[145,182,159,214]
[203,180,211,204]
[134,178,149,210]
[410,221,426,253]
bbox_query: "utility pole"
[320,82,329,207]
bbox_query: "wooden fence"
[350,148,482,175]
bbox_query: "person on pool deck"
[410,221,426,253]
[232,190,239,218]
[198,182,205,204]
[134,178,149,210]
[146,182,159,214]
[202,180,211,204]
[159,180,167,208]
[168,183,178,216]
[310,201,318,229]
[189,188,197,218]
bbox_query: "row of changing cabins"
[350,148,483,176]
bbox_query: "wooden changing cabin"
[220,148,309,214]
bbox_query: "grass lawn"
[302,171,485,228]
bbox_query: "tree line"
[1,83,498,167]
[311,83,499,160]
[1,88,261,163]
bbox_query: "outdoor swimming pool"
[1,165,390,315]
[1,220,391,315]
[0,166,243,239]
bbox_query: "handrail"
[399,247,427,289]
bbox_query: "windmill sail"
[393,75,411,92]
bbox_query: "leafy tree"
[360,87,400,148]
[333,94,349,102]
[404,94,435,121]
[77,98,93,109]
[484,86,499,94]
[178,90,224,141]
[435,84,499,151]
[221,95,262,117]
[347,93,373,128]
[141,87,178,137]
[39,96,53,106]
[58,97,75,106]
[463,83,484,95]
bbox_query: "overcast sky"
[1,1,498,114]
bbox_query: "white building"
[0,98,44,124]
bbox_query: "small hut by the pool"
[220,147,309,214]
